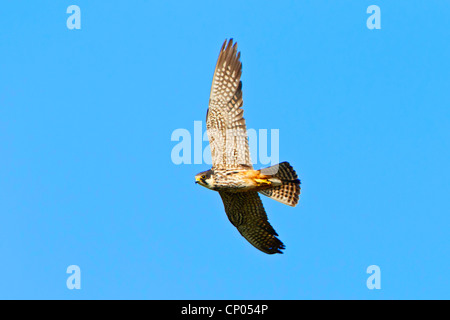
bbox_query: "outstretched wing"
[206,39,252,170]
[219,191,285,254]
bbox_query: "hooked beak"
[195,176,201,184]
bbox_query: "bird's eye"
[201,175,206,179]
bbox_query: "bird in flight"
[195,39,301,254]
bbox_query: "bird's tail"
[258,162,301,207]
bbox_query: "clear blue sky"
[0,1,449,299]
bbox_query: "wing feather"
[219,191,285,254]
[207,39,252,170]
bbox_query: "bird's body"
[195,39,301,254]
[196,167,283,192]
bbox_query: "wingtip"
[266,246,285,255]
[221,39,227,50]
[222,38,238,50]
[263,237,286,254]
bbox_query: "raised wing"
[206,39,252,170]
[219,191,285,254]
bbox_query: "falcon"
[195,39,301,254]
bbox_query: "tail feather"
[258,162,301,207]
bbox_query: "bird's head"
[195,170,214,189]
